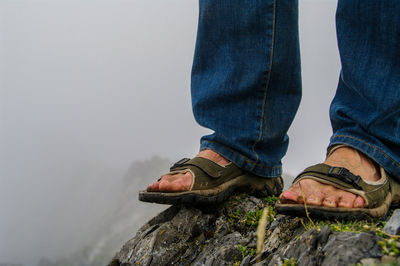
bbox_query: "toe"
[338,192,356,208]
[279,190,299,203]
[147,174,171,191]
[305,191,325,206]
[322,195,339,208]
[146,181,160,192]
[353,196,365,208]
[280,183,301,203]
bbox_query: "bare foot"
[146,149,230,192]
[280,146,380,208]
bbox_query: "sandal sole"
[139,174,282,205]
[275,191,393,221]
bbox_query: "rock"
[381,255,397,263]
[262,228,382,266]
[108,194,391,266]
[321,232,382,265]
[359,258,380,265]
[240,255,252,266]
[383,209,400,235]
[194,232,243,265]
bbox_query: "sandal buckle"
[329,167,362,189]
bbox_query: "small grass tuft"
[245,206,276,226]
[245,209,263,226]
[263,195,279,205]
[237,244,255,258]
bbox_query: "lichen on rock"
[109,194,400,266]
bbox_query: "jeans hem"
[200,140,282,178]
[329,134,400,180]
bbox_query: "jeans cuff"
[200,140,282,178]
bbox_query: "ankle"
[198,149,230,166]
[325,146,380,182]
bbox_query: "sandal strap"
[170,157,232,178]
[293,163,390,208]
[168,157,243,191]
[293,164,363,190]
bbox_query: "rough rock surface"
[109,194,398,266]
[384,209,400,235]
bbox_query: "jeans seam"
[250,0,277,172]
[331,134,400,168]
[202,140,281,169]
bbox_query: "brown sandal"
[139,157,283,205]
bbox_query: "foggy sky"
[0,0,340,264]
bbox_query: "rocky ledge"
[109,194,400,266]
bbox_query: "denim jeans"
[191,0,400,180]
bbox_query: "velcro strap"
[170,157,223,178]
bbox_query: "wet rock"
[383,209,400,235]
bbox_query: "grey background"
[0,0,340,265]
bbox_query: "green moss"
[226,194,278,230]
[228,209,242,226]
[244,209,263,226]
[237,244,255,258]
[379,238,400,257]
[244,206,276,226]
[301,218,400,258]
[263,195,279,205]
[355,262,399,266]
[283,258,296,266]
[326,220,382,233]
[302,219,385,234]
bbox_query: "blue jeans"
[191,0,400,180]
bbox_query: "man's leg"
[148,0,302,192]
[280,0,400,208]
